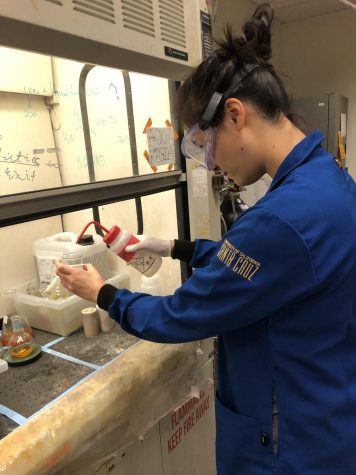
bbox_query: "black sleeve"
[97,284,117,311]
[171,239,196,262]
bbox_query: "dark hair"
[177,4,294,127]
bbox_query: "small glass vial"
[3,288,17,317]
[8,315,34,359]
[1,289,16,346]
[1,315,12,347]
[103,226,162,277]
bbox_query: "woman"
[56,4,356,474]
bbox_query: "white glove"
[125,237,173,257]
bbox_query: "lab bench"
[0,325,138,439]
[0,325,216,475]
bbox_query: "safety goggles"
[181,124,215,170]
[181,64,258,171]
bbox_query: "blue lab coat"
[99,131,356,474]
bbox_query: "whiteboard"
[0,92,62,196]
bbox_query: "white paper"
[147,127,176,166]
[192,167,208,198]
[341,113,347,138]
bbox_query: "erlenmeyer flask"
[8,315,34,359]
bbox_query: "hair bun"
[243,3,273,62]
[215,3,273,66]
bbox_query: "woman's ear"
[224,98,246,131]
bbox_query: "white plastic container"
[15,272,130,336]
[0,359,8,373]
[103,226,162,277]
[33,232,110,288]
[81,307,100,338]
[139,274,162,296]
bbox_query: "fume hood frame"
[0,0,206,81]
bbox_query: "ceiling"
[252,0,355,23]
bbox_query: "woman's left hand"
[55,262,105,303]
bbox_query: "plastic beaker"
[61,253,83,267]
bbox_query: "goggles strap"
[199,63,259,130]
[223,63,258,99]
[200,92,224,130]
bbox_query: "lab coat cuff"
[171,239,196,261]
[97,284,118,311]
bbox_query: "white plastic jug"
[33,232,109,286]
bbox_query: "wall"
[278,9,356,178]
[215,3,356,201]
[213,0,255,38]
[213,0,282,68]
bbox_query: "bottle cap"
[103,225,121,245]
[81,307,97,315]
[78,234,94,246]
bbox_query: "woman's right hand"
[125,237,174,257]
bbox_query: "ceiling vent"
[159,0,186,48]
[72,0,115,24]
[121,0,155,38]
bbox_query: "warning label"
[167,391,210,455]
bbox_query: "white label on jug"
[36,251,62,284]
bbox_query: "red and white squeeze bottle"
[77,221,162,277]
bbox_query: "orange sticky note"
[143,117,152,134]
[143,150,158,173]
